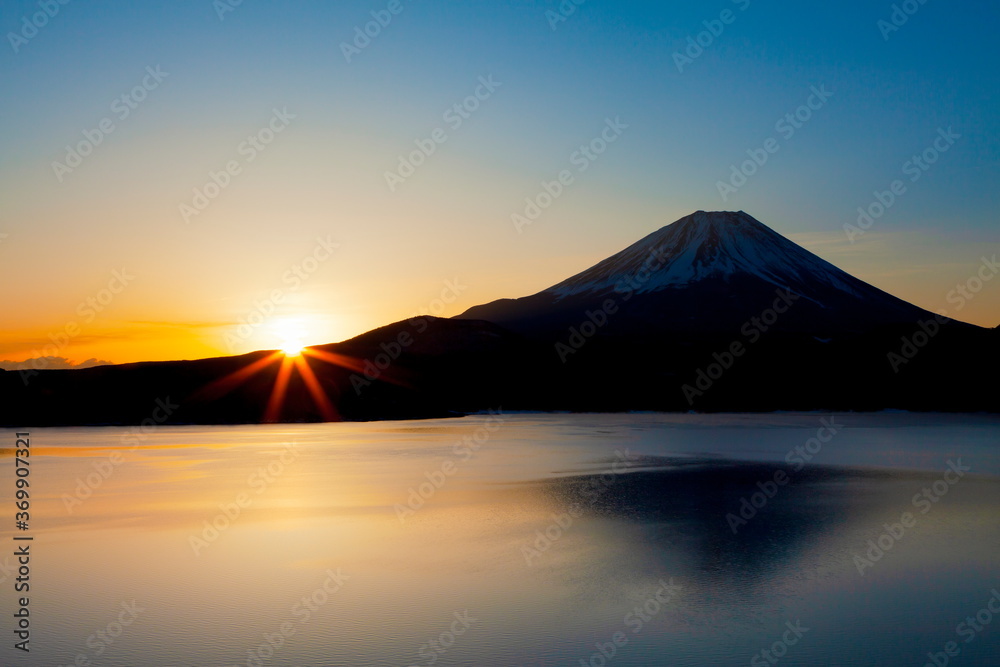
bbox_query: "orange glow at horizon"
[1,228,997,372]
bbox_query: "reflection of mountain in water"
[521,456,1000,598]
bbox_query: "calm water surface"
[3,413,999,666]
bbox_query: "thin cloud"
[0,356,113,371]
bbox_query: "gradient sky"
[1,0,997,366]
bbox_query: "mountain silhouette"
[2,211,995,426]
[459,210,951,337]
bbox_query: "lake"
[3,413,1000,666]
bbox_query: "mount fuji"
[458,210,944,338]
[449,210,995,412]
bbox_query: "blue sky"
[1,0,997,363]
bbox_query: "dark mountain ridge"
[2,211,995,426]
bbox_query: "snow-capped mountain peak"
[457,210,946,336]
[546,210,862,299]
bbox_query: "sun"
[272,318,307,357]
[196,316,378,423]
[282,342,305,357]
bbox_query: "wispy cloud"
[0,356,112,371]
